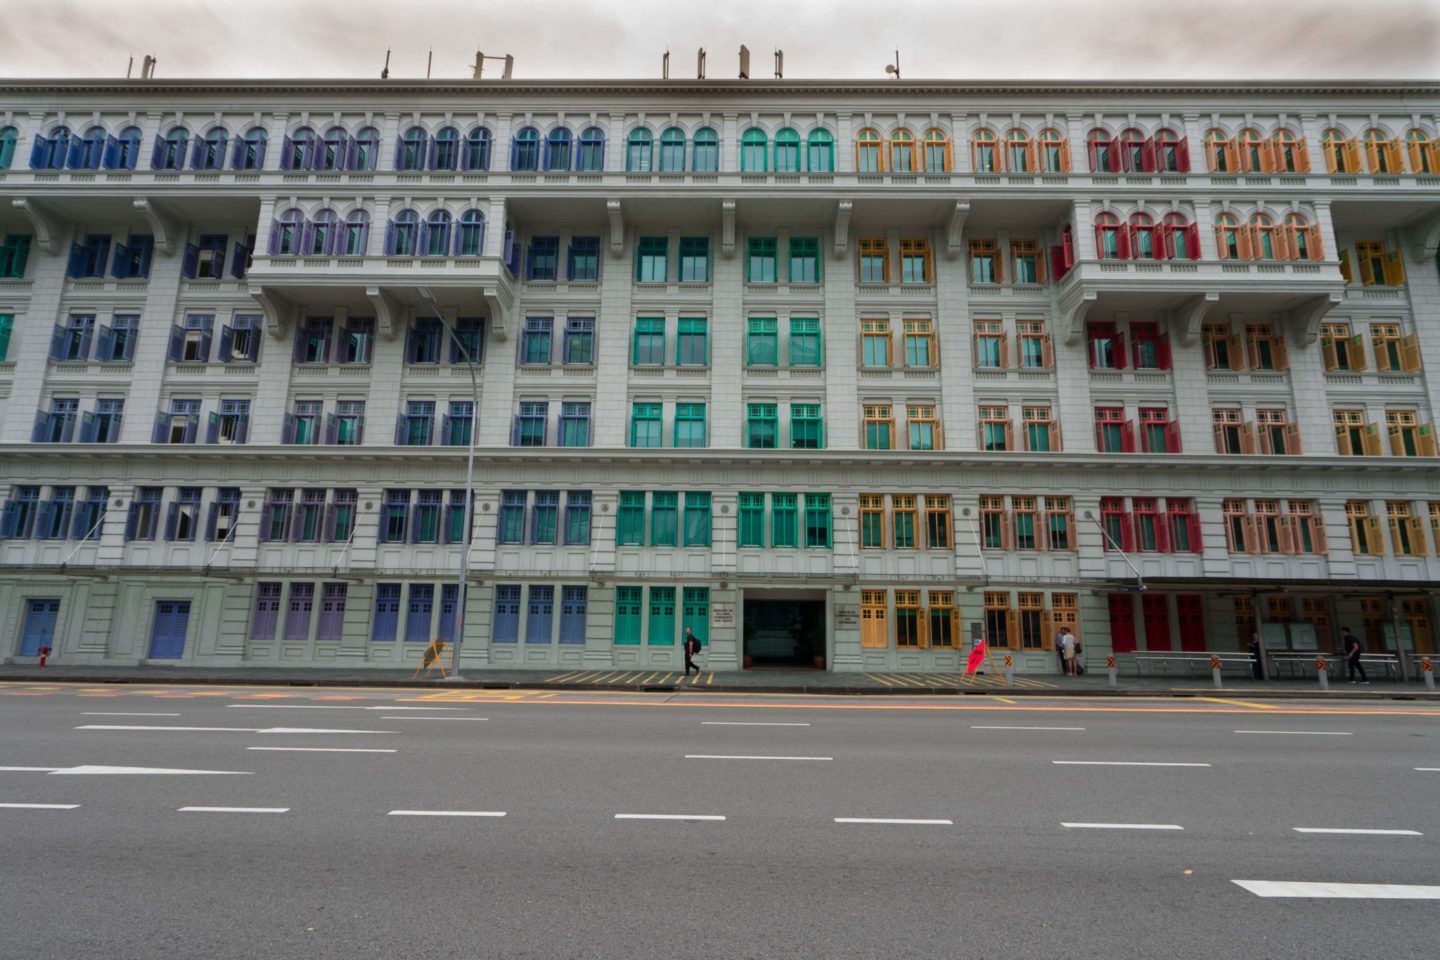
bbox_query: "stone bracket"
[720,199,736,257]
[365,286,402,341]
[945,201,971,259]
[252,286,296,340]
[11,198,65,255]
[606,199,624,258]
[1403,208,1440,262]
[1177,292,1220,346]
[833,199,853,258]
[1290,291,1342,346]
[1061,291,1098,345]
[132,197,181,255]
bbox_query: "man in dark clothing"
[1248,634,1263,680]
[683,627,702,676]
[1341,626,1368,683]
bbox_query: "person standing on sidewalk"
[1060,629,1078,677]
[1054,626,1069,674]
[683,627,702,677]
[1341,627,1368,684]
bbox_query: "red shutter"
[1176,138,1191,172]
[1113,332,1128,369]
[1184,222,1199,260]
[1141,594,1172,651]
[1120,512,1136,552]
[1141,137,1157,172]
[1121,421,1135,452]
[1177,594,1206,651]
[1050,245,1068,280]
[1165,420,1181,453]
[1155,512,1172,553]
[1156,222,1173,260]
[1108,142,1122,172]
[1062,228,1075,267]
[1108,593,1137,654]
[1157,332,1172,369]
[1115,223,1132,260]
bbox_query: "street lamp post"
[417,287,479,681]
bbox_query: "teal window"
[746,403,778,449]
[741,128,768,171]
[747,237,778,282]
[676,318,707,366]
[636,237,667,282]
[564,491,591,545]
[738,493,765,547]
[614,586,643,644]
[630,402,662,447]
[617,491,645,545]
[747,317,778,366]
[674,402,707,448]
[683,492,711,547]
[682,587,709,645]
[692,128,719,172]
[658,128,686,171]
[632,317,665,365]
[521,317,552,364]
[0,313,12,361]
[774,128,801,172]
[679,237,709,282]
[788,238,820,283]
[804,493,832,548]
[0,235,32,279]
[648,587,676,646]
[789,318,822,366]
[650,492,678,546]
[791,404,824,449]
[771,493,798,547]
[558,402,590,447]
[807,130,834,172]
[626,128,653,171]
[563,317,594,364]
[498,491,526,544]
[531,491,559,545]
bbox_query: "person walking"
[683,627,702,677]
[1060,628,1078,677]
[1341,626,1368,684]
[1055,626,1069,674]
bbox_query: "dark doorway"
[744,595,826,668]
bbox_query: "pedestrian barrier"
[1132,651,1253,680]
[1268,651,1402,682]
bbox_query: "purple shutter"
[289,501,306,541]
[152,412,168,443]
[280,136,294,170]
[49,324,66,361]
[236,416,248,444]
[416,223,429,255]
[205,411,220,444]
[181,243,199,279]
[96,325,115,361]
[168,324,183,361]
[511,416,522,446]
[324,414,338,445]
[198,327,212,361]
[268,220,282,254]
[257,504,274,541]
[395,416,407,445]
[149,136,165,170]
[79,410,96,442]
[31,412,49,443]
[384,221,397,255]
[229,242,247,278]
[183,414,199,444]
[281,414,296,445]
[300,222,315,256]
[218,324,234,362]
[164,502,179,540]
[292,329,307,362]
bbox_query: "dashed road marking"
[1233,880,1440,899]
[0,802,78,810]
[388,810,505,818]
[1293,827,1422,836]
[835,817,953,826]
[685,754,832,761]
[615,813,726,822]
[1062,822,1184,831]
[1053,760,1211,767]
[179,806,288,814]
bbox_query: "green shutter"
[772,493,798,547]
[614,586,643,644]
[0,314,12,362]
[617,491,646,545]
[651,492,678,546]
[804,493,832,549]
[682,587,709,645]
[648,586,676,645]
[738,493,766,547]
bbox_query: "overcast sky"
[3,0,1438,80]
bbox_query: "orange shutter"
[1400,334,1422,372]
[1285,422,1303,455]
[1294,139,1311,173]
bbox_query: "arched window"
[1271,129,1304,174]
[889,128,915,172]
[340,210,370,257]
[971,128,998,173]
[429,127,459,171]
[73,125,107,169]
[625,127,652,172]
[462,127,492,171]
[510,126,540,171]
[1364,129,1399,174]
[397,126,428,172]
[307,209,338,256]
[1118,128,1146,173]
[152,126,188,171]
[1240,128,1267,173]
[1006,129,1033,173]
[387,209,419,256]
[923,129,951,172]
[1407,129,1436,174]
[456,209,487,257]
[543,127,572,171]
[1250,213,1277,260]
[194,126,227,171]
[0,126,16,169]
[576,126,605,171]
[318,127,347,171]
[1154,128,1187,173]
[1214,213,1243,260]
[1129,212,1156,259]
[270,208,304,256]
[1093,211,1122,259]
[1206,129,1237,173]
[774,128,801,173]
[1038,128,1068,173]
[1284,212,1320,261]
[284,127,316,171]
[740,127,768,172]
[421,209,452,257]
[658,127,686,172]
[1321,128,1356,173]
[231,126,265,171]
[1161,212,1196,260]
[856,128,882,173]
[807,129,834,172]
[692,127,719,172]
[31,125,70,169]
[1086,130,1115,173]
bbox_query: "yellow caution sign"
[1003,654,1013,669]
[412,639,448,679]
[1315,657,1327,672]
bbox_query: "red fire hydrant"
[37,646,51,667]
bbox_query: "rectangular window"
[1222,499,1249,553]
[973,319,1005,369]
[444,401,474,447]
[53,313,95,362]
[1012,496,1038,550]
[925,495,952,549]
[498,491,527,545]
[1131,323,1170,370]
[651,492,678,547]
[985,592,1013,649]
[614,586,643,645]
[400,400,435,446]
[860,590,889,648]
[521,316,553,365]
[903,319,936,368]
[1022,406,1056,452]
[513,401,548,447]
[296,318,332,365]
[980,405,1011,452]
[1388,501,1426,556]
[444,490,468,545]
[895,590,924,648]
[860,319,891,368]
[858,238,889,283]
[3,486,40,539]
[492,585,521,644]
[259,488,294,543]
[339,318,373,364]
[676,318,707,366]
[1347,501,1383,556]
[906,404,939,451]
[746,402,778,449]
[562,317,594,365]
[617,492,646,546]
[407,318,442,364]
[1203,322,1241,371]
[250,583,282,641]
[1044,496,1074,550]
[558,586,588,644]
[788,317,822,367]
[1371,321,1422,373]
[1245,323,1287,371]
[526,585,555,644]
[1256,408,1299,455]
[1086,322,1124,370]
[747,237,778,283]
[738,493,766,547]
[0,313,13,362]
[892,494,918,549]
[1212,408,1252,455]
[683,492,711,547]
[1018,592,1046,650]
[1132,497,1163,552]
[859,494,886,549]
[788,237,820,283]
[531,491,559,545]
[804,493,831,548]
[378,489,408,544]
[283,582,316,642]
[1333,408,1379,456]
[558,402,590,447]
[791,403,824,450]
[630,402,662,448]
[1017,320,1051,369]
[1320,321,1362,373]
[89,398,125,444]
[636,237,668,282]
[207,488,239,543]
[331,400,365,445]
[567,237,600,281]
[632,317,665,366]
[1138,407,1176,454]
[771,493,798,548]
[648,587,676,646]
[1011,240,1045,284]
[674,402,706,448]
[1355,241,1406,287]
[1284,500,1324,555]
[682,587,709,646]
[1385,409,1435,457]
[969,239,999,284]
[863,404,894,450]
[899,238,933,284]
[929,591,956,648]
[677,237,709,282]
[293,489,326,543]
[1100,496,1132,552]
[1166,498,1200,554]
[1094,406,1132,453]
[526,236,560,281]
[747,317,779,366]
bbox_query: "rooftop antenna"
[140,55,157,79]
[885,49,900,80]
[381,48,391,80]
[126,55,134,79]
[738,44,750,79]
[426,49,433,80]
[472,52,514,79]
[662,49,670,79]
[696,47,706,79]
[774,49,783,79]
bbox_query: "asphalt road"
[2,682,1438,960]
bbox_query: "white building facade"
[0,77,1438,674]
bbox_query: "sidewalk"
[1,662,1435,700]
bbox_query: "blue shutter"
[205,502,219,540]
[164,502,179,540]
[229,242,248,278]
[79,410,96,443]
[183,414,198,444]
[123,504,139,540]
[66,243,84,278]
[66,137,84,169]
[198,326,212,362]
[28,136,49,169]
[102,135,119,169]
[167,324,184,361]
[31,412,49,443]
[77,322,93,360]
[324,413,338,444]
[281,413,296,444]
[136,240,153,278]
[49,324,67,361]
[205,411,220,444]
[149,136,165,169]
[111,242,130,278]
[218,325,234,362]
[152,412,168,443]
[0,502,17,539]
[181,243,199,279]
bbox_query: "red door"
[1176,594,1206,651]
[1107,593,1137,654]
[1142,594,1173,651]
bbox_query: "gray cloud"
[1,0,1436,79]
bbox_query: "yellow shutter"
[1400,334,1422,372]
[1363,423,1383,456]
[1383,250,1407,286]
[1322,337,1338,371]
[1357,252,1376,286]
[1339,249,1353,283]
[1335,425,1352,456]
[1418,423,1438,457]
[1348,334,1368,371]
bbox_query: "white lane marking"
[685,754,833,761]
[1062,822,1184,831]
[615,813,727,821]
[246,747,397,754]
[0,766,62,772]
[1233,730,1353,736]
[835,818,954,825]
[1294,828,1423,836]
[76,725,396,735]
[81,712,182,717]
[227,704,462,711]
[1233,880,1440,899]
[377,716,488,721]
[1415,767,1440,772]
[973,725,1086,731]
[3,764,250,776]
[1052,761,1212,767]
[0,802,79,810]
[700,721,812,727]
[178,806,288,814]
[387,810,506,818]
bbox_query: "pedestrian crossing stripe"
[551,670,714,687]
[869,672,1057,690]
